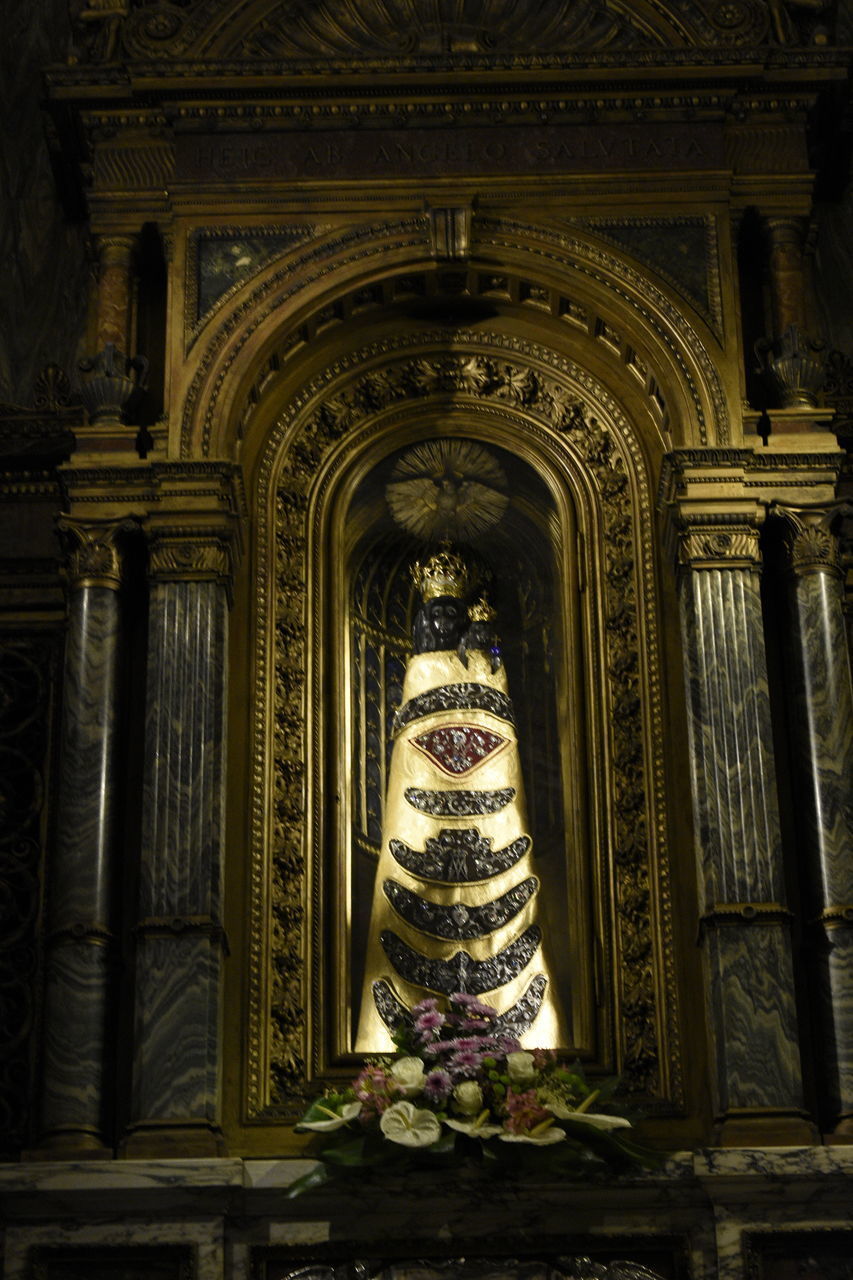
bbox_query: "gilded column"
[78,235,147,434]
[757,217,825,410]
[38,519,126,1154]
[125,520,236,1157]
[94,236,135,353]
[775,505,853,1135]
[766,217,807,339]
[676,521,812,1144]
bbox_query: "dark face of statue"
[413,595,467,653]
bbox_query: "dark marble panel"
[41,942,111,1132]
[0,636,59,1152]
[132,934,221,1121]
[704,921,804,1112]
[583,216,713,323]
[0,0,88,402]
[812,926,853,1119]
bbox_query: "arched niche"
[178,216,732,463]
[238,325,687,1129]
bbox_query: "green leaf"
[321,1135,369,1166]
[285,1162,334,1199]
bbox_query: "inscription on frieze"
[176,124,724,182]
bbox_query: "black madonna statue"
[355,537,570,1052]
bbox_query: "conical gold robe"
[356,647,569,1052]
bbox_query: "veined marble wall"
[2,1151,853,1280]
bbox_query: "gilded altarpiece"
[245,328,681,1121]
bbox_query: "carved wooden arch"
[242,324,684,1124]
[179,214,729,461]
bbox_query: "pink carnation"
[504,1087,550,1134]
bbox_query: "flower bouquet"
[287,993,657,1197]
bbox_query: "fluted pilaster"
[38,519,127,1154]
[125,526,236,1157]
[775,504,853,1133]
[675,519,812,1144]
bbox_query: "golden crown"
[412,548,471,601]
[468,596,496,623]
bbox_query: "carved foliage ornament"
[58,517,131,588]
[258,339,673,1112]
[103,0,785,65]
[678,526,762,568]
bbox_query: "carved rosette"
[147,535,232,585]
[676,525,762,571]
[255,334,675,1111]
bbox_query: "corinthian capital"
[772,502,853,578]
[58,516,135,589]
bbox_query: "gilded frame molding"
[246,327,680,1119]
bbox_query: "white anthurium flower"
[499,1126,567,1145]
[452,1081,483,1115]
[556,1109,632,1131]
[390,1056,427,1097]
[505,1050,537,1087]
[380,1100,442,1147]
[296,1101,362,1132]
[444,1116,503,1139]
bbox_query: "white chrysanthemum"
[390,1056,427,1097]
[444,1117,503,1139]
[380,1100,442,1147]
[499,1126,566,1145]
[296,1101,362,1131]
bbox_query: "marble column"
[38,520,126,1154]
[676,523,813,1145]
[776,505,853,1134]
[125,533,232,1157]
